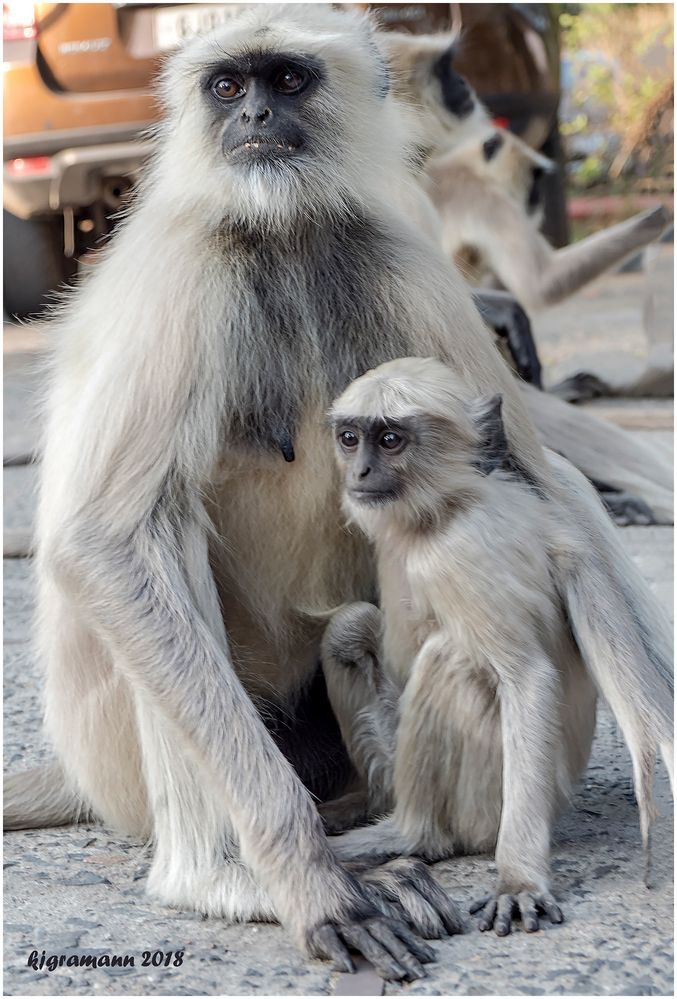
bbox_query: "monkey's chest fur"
[216,213,414,457]
[209,213,417,692]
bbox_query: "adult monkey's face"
[203,49,323,168]
[155,5,411,225]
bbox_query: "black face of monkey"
[333,417,413,505]
[432,47,475,120]
[202,50,324,166]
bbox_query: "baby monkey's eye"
[379,431,404,451]
[213,77,244,101]
[339,430,359,449]
[273,67,308,94]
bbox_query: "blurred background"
[3,1,674,318]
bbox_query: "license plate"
[154,4,244,50]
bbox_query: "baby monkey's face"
[332,416,414,506]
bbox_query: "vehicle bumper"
[4,138,154,219]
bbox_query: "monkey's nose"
[241,107,272,124]
[358,466,371,480]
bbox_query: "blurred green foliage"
[559,3,673,190]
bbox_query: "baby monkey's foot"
[469,890,563,935]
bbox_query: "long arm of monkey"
[469,657,564,936]
[44,497,443,979]
[547,451,674,884]
[474,202,670,314]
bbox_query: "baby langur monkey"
[323,356,673,935]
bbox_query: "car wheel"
[3,210,77,319]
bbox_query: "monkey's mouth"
[227,137,303,161]
[349,488,398,505]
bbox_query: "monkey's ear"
[470,393,509,474]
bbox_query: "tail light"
[5,157,52,175]
[3,1,37,41]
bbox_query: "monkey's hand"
[470,889,563,936]
[472,289,542,388]
[306,898,435,981]
[362,858,465,941]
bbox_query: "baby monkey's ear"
[468,393,508,475]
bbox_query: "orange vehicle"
[4,2,244,315]
[4,2,563,317]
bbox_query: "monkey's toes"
[362,858,465,939]
[308,914,433,981]
[470,890,564,935]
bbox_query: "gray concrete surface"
[535,244,673,396]
[3,250,674,996]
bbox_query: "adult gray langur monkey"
[1,1,668,972]
[380,28,670,312]
[0,2,562,980]
[322,356,673,934]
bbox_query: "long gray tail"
[4,763,93,830]
[548,451,673,883]
[522,384,673,524]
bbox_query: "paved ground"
[3,249,674,996]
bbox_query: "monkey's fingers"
[494,894,517,936]
[340,921,421,981]
[534,893,564,925]
[372,918,436,964]
[516,892,540,933]
[309,925,355,973]
[397,859,465,936]
[367,919,433,977]
[364,858,464,938]
[476,898,497,932]
[468,894,492,915]
[362,871,446,939]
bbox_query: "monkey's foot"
[307,909,435,981]
[599,490,655,526]
[320,790,373,834]
[362,858,465,940]
[470,890,563,936]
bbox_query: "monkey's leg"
[9,579,152,836]
[470,656,563,937]
[320,602,398,832]
[330,639,503,865]
[45,503,451,977]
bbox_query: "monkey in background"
[321,356,673,934]
[377,27,674,528]
[380,28,670,312]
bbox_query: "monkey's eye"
[213,77,245,101]
[339,430,359,450]
[379,431,404,452]
[273,67,308,95]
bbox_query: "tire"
[3,210,76,319]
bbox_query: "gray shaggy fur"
[323,357,673,932]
